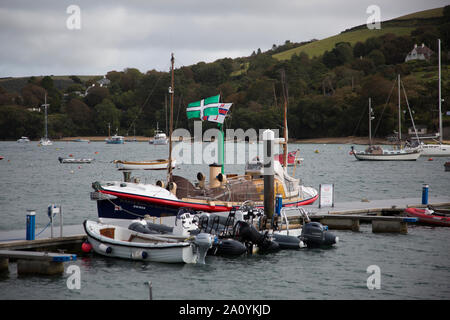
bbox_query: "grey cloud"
[0,0,448,77]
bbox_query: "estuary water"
[0,141,449,299]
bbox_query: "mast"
[167,53,174,182]
[43,93,48,139]
[438,39,443,144]
[281,70,288,167]
[368,97,372,146]
[398,74,402,143]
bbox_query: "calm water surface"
[0,141,449,299]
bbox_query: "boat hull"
[115,159,176,170]
[353,150,421,161]
[419,144,450,157]
[83,220,197,263]
[405,208,450,227]
[94,189,319,219]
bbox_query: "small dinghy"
[83,220,214,264]
[114,159,176,170]
[405,206,450,227]
[59,157,93,164]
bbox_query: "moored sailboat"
[38,93,53,146]
[351,79,422,161]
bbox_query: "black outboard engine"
[300,222,338,248]
[235,221,279,253]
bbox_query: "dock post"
[26,210,35,241]
[421,184,429,205]
[263,130,275,222]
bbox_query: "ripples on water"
[0,141,449,299]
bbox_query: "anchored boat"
[83,219,214,263]
[92,160,318,219]
[114,159,176,170]
[405,206,450,227]
[58,157,93,164]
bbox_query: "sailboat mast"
[281,70,288,167]
[44,93,48,139]
[368,97,372,146]
[167,53,175,182]
[398,74,401,143]
[438,39,443,144]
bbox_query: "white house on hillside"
[405,43,434,62]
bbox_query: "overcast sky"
[0,0,448,77]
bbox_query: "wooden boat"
[83,219,214,263]
[91,54,318,220]
[59,157,93,164]
[114,159,176,170]
[404,207,450,227]
[92,160,318,219]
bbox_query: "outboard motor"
[300,222,338,248]
[193,233,214,264]
[235,221,279,253]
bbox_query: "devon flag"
[187,94,220,120]
[187,94,232,124]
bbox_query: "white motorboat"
[149,130,168,145]
[17,136,30,143]
[83,219,214,264]
[114,159,176,170]
[419,143,450,157]
[105,134,124,144]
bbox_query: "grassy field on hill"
[396,7,443,20]
[273,26,415,60]
[273,6,444,61]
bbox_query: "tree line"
[0,7,449,141]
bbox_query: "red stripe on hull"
[99,190,318,212]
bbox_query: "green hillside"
[273,6,444,61]
[273,26,415,60]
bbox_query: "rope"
[373,77,397,138]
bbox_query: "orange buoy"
[428,158,433,161]
[69,154,73,157]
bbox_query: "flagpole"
[167,53,174,182]
[218,123,224,174]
